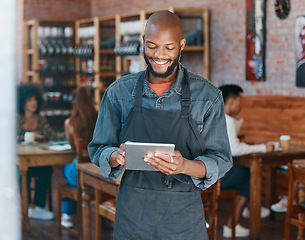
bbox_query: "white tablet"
[125,142,175,171]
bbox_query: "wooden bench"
[238,96,305,200]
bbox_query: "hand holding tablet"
[125,142,175,171]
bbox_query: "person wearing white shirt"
[219,84,274,238]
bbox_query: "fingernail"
[144,158,148,162]
[147,153,152,158]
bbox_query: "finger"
[116,154,125,165]
[120,143,125,151]
[144,158,173,175]
[147,154,177,172]
[154,152,172,163]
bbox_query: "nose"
[154,47,166,58]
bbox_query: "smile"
[152,59,169,65]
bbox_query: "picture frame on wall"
[296,15,305,87]
[246,0,266,81]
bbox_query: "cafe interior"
[4,0,305,239]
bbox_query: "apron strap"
[135,68,192,115]
[181,68,191,116]
[134,71,146,108]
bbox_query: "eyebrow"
[146,41,176,46]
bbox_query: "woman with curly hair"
[61,86,98,228]
[17,83,54,220]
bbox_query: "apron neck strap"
[134,68,191,115]
[181,68,191,115]
[134,71,146,107]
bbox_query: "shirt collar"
[131,63,185,97]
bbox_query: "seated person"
[17,83,54,220]
[219,84,274,238]
[61,86,98,228]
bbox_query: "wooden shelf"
[184,46,205,52]
[25,49,35,55]
[100,49,115,54]
[74,7,210,108]
[26,71,35,76]
[77,18,94,24]
[23,19,76,132]
[100,71,116,77]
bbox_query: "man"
[89,11,232,239]
[219,84,274,238]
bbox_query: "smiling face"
[143,11,186,83]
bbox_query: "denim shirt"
[88,64,232,190]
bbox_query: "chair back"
[284,160,305,240]
[76,138,90,164]
[57,138,92,238]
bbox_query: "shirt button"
[157,99,162,104]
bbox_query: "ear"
[226,97,234,109]
[142,34,145,44]
[180,38,186,51]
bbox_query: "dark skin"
[109,11,206,178]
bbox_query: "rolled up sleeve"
[88,89,125,180]
[191,93,233,190]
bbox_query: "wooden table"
[233,144,305,239]
[76,162,120,240]
[17,142,75,231]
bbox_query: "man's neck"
[148,67,178,84]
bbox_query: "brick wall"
[91,0,305,96]
[24,0,91,20]
[22,0,305,96]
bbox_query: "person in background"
[219,84,274,238]
[17,83,54,220]
[60,86,98,228]
[89,11,232,239]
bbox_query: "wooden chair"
[218,188,237,240]
[57,138,93,238]
[284,160,305,240]
[201,180,219,240]
[95,190,116,240]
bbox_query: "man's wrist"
[109,151,120,167]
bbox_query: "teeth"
[153,60,168,65]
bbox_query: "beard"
[144,49,181,79]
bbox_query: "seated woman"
[219,84,274,238]
[17,83,54,220]
[61,86,98,228]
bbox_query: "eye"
[166,47,175,51]
[146,44,156,49]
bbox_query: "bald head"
[143,11,186,82]
[145,11,183,39]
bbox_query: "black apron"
[114,68,209,240]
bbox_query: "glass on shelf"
[114,36,140,56]
[75,25,95,58]
[37,25,74,57]
[64,27,73,38]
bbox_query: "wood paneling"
[240,96,305,146]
